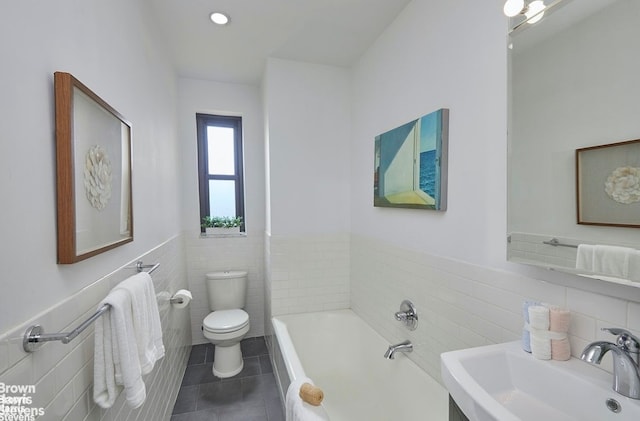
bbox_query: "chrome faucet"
[384,340,413,359]
[581,327,640,399]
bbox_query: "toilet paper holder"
[170,296,185,304]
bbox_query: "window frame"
[196,113,245,232]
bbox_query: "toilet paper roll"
[171,289,192,309]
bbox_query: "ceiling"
[146,0,412,85]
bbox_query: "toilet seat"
[203,309,249,334]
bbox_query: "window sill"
[200,232,247,239]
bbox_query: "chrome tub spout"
[384,340,413,359]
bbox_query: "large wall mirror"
[507,0,640,284]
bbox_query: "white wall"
[177,78,266,341]
[0,1,188,419]
[349,0,640,383]
[351,0,507,267]
[0,0,181,336]
[263,58,351,237]
[263,59,352,318]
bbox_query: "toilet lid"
[203,309,249,333]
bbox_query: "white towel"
[94,289,146,409]
[114,272,165,374]
[286,377,328,421]
[576,244,639,279]
[528,305,551,360]
[576,244,595,272]
[593,245,631,278]
[628,249,640,282]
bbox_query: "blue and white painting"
[374,108,449,210]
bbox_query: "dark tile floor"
[171,337,285,421]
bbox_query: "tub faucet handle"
[395,300,418,331]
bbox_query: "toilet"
[202,270,250,378]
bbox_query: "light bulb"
[210,12,229,25]
[525,1,545,24]
[503,0,525,17]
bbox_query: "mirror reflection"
[507,0,640,283]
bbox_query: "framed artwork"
[576,139,640,227]
[55,72,133,263]
[374,108,449,210]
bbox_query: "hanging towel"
[286,377,328,421]
[521,300,540,353]
[627,249,640,282]
[528,305,551,360]
[593,245,631,278]
[576,244,639,279]
[549,306,571,361]
[94,289,146,409]
[576,244,595,272]
[114,272,165,374]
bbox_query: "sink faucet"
[581,327,640,399]
[384,340,413,359]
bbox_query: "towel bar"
[126,260,160,274]
[23,261,160,353]
[542,238,578,249]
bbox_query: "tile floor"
[171,337,285,421]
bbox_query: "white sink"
[441,341,640,420]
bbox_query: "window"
[196,113,245,232]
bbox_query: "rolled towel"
[286,377,328,421]
[529,305,551,360]
[549,306,571,361]
[521,300,540,353]
[299,383,324,406]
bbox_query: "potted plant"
[201,216,243,235]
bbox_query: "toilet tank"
[205,270,248,311]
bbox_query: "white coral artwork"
[83,145,113,210]
[604,166,640,204]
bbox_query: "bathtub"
[271,309,448,420]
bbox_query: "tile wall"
[0,236,191,421]
[350,234,640,383]
[184,234,265,344]
[266,233,350,316]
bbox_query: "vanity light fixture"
[210,12,229,25]
[503,0,545,24]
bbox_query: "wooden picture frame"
[55,72,133,263]
[576,139,640,228]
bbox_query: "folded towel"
[114,272,165,374]
[576,244,639,279]
[549,306,571,361]
[286,377,328,421]
[94,289,146,409]
[529,305,551,360]
[521,300,540,353]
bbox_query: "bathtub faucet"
[384,340,413,359]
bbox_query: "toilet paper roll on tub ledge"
[171,289,192,309]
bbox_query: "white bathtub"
[271,309,448,420]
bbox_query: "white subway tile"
[628,302,640,331]
[567,288,628,325]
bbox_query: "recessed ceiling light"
[210,12,229,25]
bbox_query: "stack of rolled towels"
[522,300,571,361]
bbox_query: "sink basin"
[441,341,640,420]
